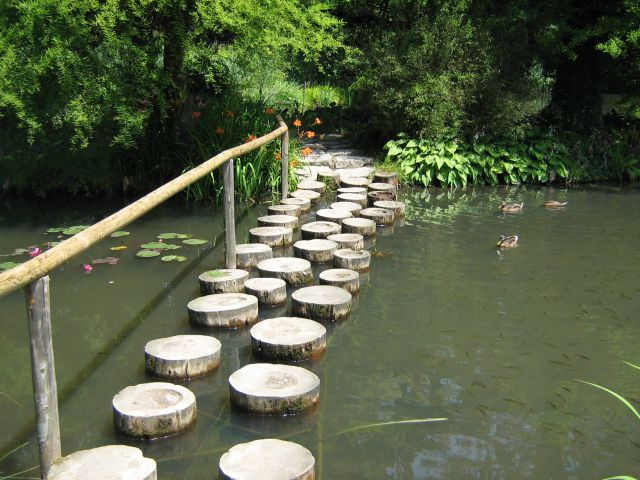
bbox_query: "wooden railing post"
[222,159,236,269]
[25,276,61,479]
[281,130,289,200]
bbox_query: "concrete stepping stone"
[315,208,352,224]
[229,363,320,414]
[319,268,360,294]
[268,204,302,217]
[342,217,376,237]
[49,445,156,480]
[258,214,299,230]
[199,269,248,294]
[188,293,258,328]
[301,221,341,239]
[333,249,371,272]
[340,176,371,188]
[281,197,311,213]
[330,201,362,216]
[335,166,375,178]
[373,171,399,186]
[113,383,196,438]
[297,179,326,194]
[334,155,374,169]
[244,277,287,306]
[367,190,395,205]
[292,285,352,322]
[219,439,315,480]
[360,207,395,225]
[251,317,326,361]
[145,335,221,379]
[236,243,273,269]
[374,200,406,218]
[250,226,294,247]
[367,182,396,194]
[337,193,367,208]
[293,239,339,263]
[257,257,313,286]
[326,233,364,250]
[290,189,321,204]
[337,187,368,195]
[317,170,341,187]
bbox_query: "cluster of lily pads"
[135,232,208,262]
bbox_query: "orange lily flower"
[293,119,302,127]
[215,127,224,135]
[191,111,202,120]
[313,117,322,125]
[305,131,316,138]
[301,147,313,156]
[245,134,257,143]
[275,152,282,161]
[265,107,275,115]
[291,159,299,167]
[226,110,235,118]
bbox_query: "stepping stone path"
[342,217,377,237]
[337,193,367,207]
[319,268,360,294]
[244,277,287,306]
[258,214,298,230]
[250,226,293,247]
[281,197,311,212]
[315,208,352,224]
[340,176,370,188]
[330,201,362,216]
[297,179,326,194]
[337,187,368,195]
[290,189,321,204]
[113,383,196,438]
[188,293,258,328]
[49,445,157,480]
[229,363,320,414]
[251,317,326,361]
[268,204,302,217]
[236,243,273,269]
[292,285,352,322]
[367,190,395,205]
[301,221,341,239]
[334,249,372,272]
[199,269,248,294]
[360,207,395,225]
[374,200,406,218]
[145,335,221,379]
[219,439,315,480]
[257,257,314,286]
[327,233,364,250]
[293,239,339,263]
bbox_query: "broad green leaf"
[46,227,67,233]
[110,231,130,238]
[183,238,208,245]
[435,156,445,169]
[157,232,188,239]
[62,225,89,235]
[136,250,160,258]
[0,261,20,271]
[387,145,403,156]
[405,140,418,148]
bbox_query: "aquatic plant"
[0,442,38,480]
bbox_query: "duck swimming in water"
[544,200,567,208]
[499,202,524,213]
[497,235,519,248]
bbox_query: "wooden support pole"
[25,276,61,479]
[223,159,236,269]
[281,130,289,200]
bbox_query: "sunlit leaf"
[183,238,208,245]
[576,380,640,421]
[136,250,161,258]
[157,233,181,239]
[206,270,226,277]
[110,246,128,251]
[62,225,89,235]
[0,261,20,271]
[46,227,67,233]
[110,231,130,238]
[161,255,188,262]
[140,242,180,250]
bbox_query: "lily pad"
[183,238,208,245]
[157,232,184,239]
[62,225,89,235]
[110,246,128,251]
[110,231,130,238]
[161,255,188,262]
[46,227,67,233]
[162,244,181,250]
[0,261,20,271]
[0,248,29,257]
[140,242,169,250]
[136,250,161,258]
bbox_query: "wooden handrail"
[0,117,288,298]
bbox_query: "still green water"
[1,185,639,479]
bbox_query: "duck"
[544,200,567,208]
[499,202,524,213]
[497,235,518,248]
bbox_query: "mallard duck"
[544,200,567,208]
[497,234,518,248]
[499,202,524,213]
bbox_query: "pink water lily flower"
[28,247,42,257]
[82,264,93,272]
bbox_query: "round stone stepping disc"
[373,171,399,186]
[337,187,367,195]
[374,200,406,218]
[229,363,320,414]
[145,335,221,379]
[326,233,364,250]
[219,439,315,480]
[342,217,377,237]
[268,204,302,217]
[281,197,311,213]
[330,201,362,216]
[293,239,338,263]
[113,383,196,438]
[292,285,352,322]
[300,221,341,239]
[188,293,258,328]
[49,445,157,480]
[340,176,370,188]
[315,208,352,224]
[319,268,360,295]
[199,269,249,294]
[290,189,321,204]
[367,190,395,206]
[250,226,294,247]
[236,243,273,269]
[251,317,327,361]
[360,207,395,225]
[297,179,326,194]
[367,182,396,194]
[258,214,299,230]
[257,257,313,286]
[333,248,372,272]
[244,277,287,305]
[337,193,367,208]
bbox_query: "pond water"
[0,185,639,479]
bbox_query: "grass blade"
[331,417,448,437]
[623,361,640,371]
[602,476,638,480]
[576,380,640,421]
